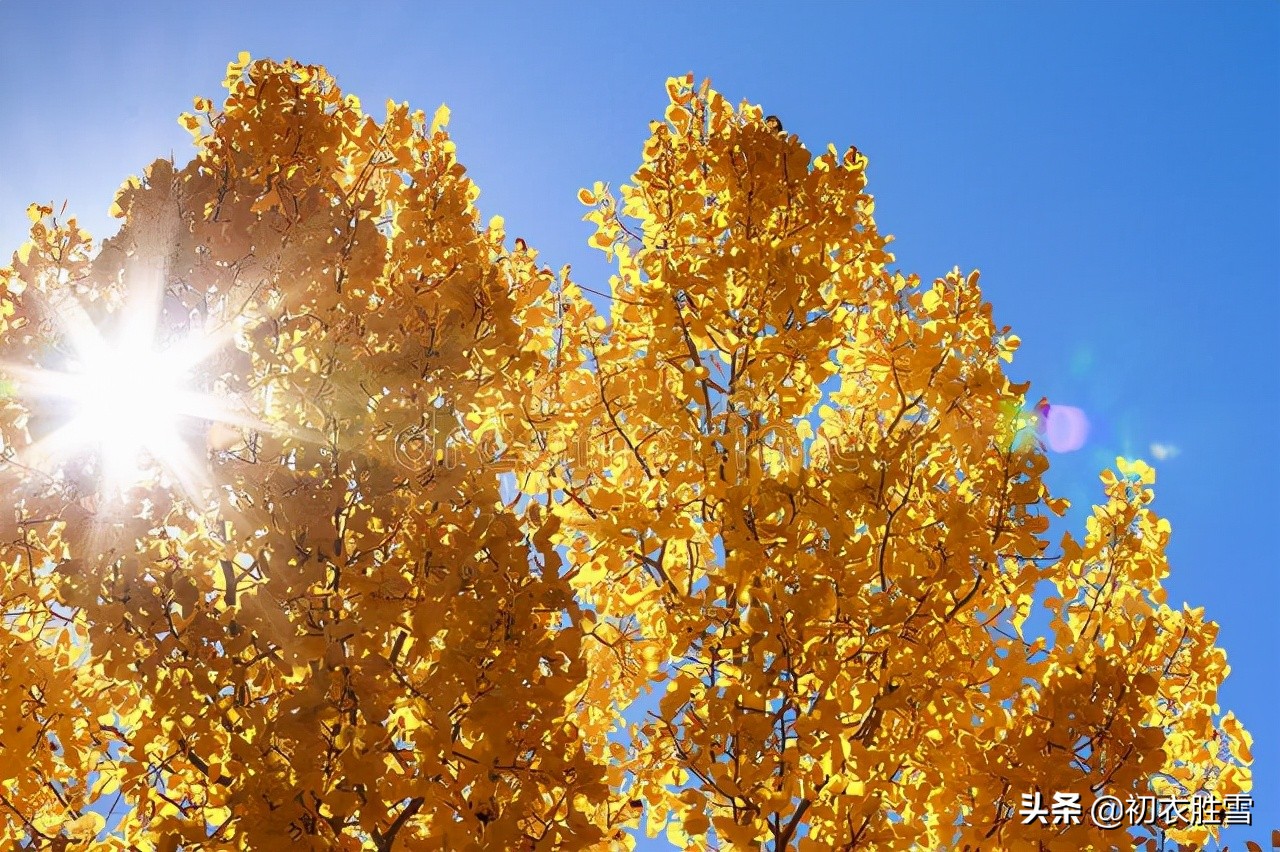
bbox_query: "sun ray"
[0,280,263,510]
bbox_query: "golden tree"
[0,56,1253,851]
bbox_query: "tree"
[0,56,1253,851]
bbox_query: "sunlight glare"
[62,336,191,486]
[4,280,256,502]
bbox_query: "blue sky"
[1,1,1275,847]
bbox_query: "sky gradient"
[1,1,1275,847]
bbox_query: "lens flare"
[1036,400,1090,453]
[997,396,1092,454]
[57,337,192,485]
[2,276,259,502]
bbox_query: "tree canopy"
[0,55,1253,851]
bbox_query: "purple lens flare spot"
[1038,403,1089,453]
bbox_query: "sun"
[4,277,255,500]
[58,332,197,487]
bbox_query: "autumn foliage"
[0,56,1253,850]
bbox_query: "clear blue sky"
[1,1,1275,847]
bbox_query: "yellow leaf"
[65,812,105,841]
[683,809,710,837]
[431,103,451,134]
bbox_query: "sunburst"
[3,272,263,505]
